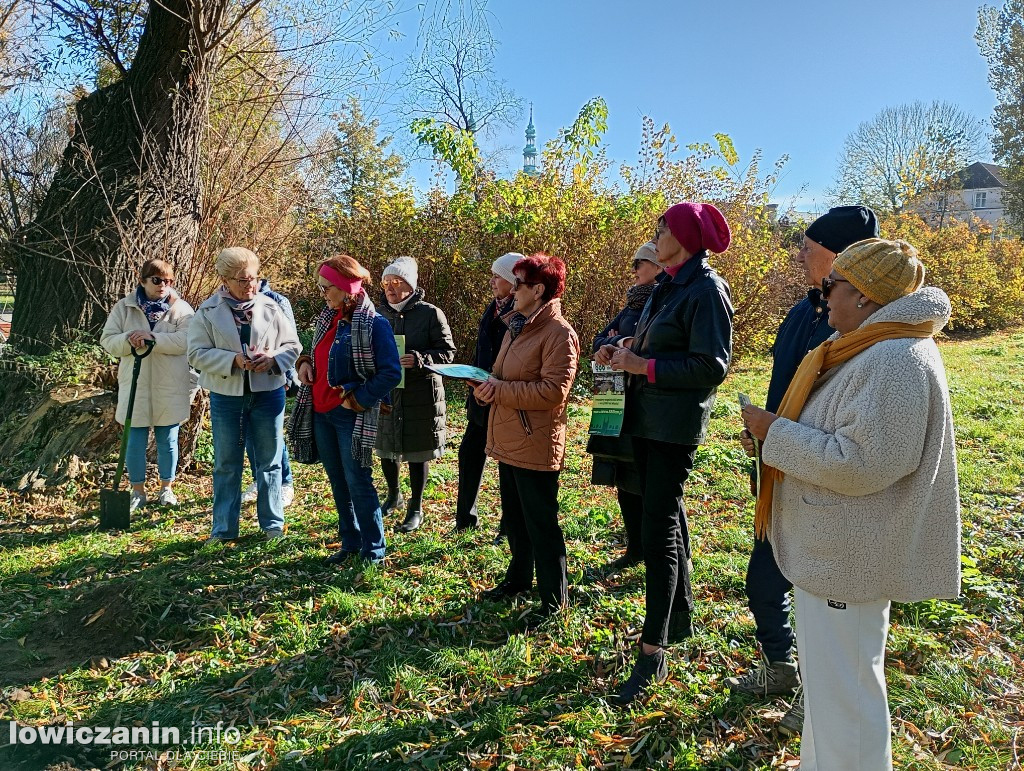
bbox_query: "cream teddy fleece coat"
[762,286,961,604]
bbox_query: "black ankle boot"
[397,509,422,532]
[607,552,643,572]
[611,647,667,707]
[382,490,405,517]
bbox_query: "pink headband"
[319,264,362,295]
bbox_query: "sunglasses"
[381,278,406,289]
[146,276,174,287]
[513,277,540,291]
[821,276,849,299]
[654,222,669,241]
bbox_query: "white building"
[918,162,1008,228]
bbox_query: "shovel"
[99,339,155,530]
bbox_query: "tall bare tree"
[6,0,395,353]
[407,0,522,139]
[830,100,988,215]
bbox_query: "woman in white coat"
[100,259,195,511]
[742,238,961,771]
[188,247,301,543]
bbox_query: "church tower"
[523,105,539,176]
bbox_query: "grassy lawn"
[0,329,1021,770]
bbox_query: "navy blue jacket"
[326,313,402,409]
[591,274,668,352]
[466,296,513,426]
[623,254,733,445]
[764,289,833,413]
[259,280,298,386]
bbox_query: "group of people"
[101,201,962,770]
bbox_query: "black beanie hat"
[804,205,879,254]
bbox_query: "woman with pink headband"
[293,255,402,565]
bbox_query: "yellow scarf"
[753,320,935,539]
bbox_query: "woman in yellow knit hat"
[740,238,961,771]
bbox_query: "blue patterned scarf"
[136,286,171,330]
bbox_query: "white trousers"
[794,587,893,771]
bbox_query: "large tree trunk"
[9,0,211,354]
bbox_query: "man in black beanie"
[725,204,878,735]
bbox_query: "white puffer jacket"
[100,291,196,427]
[762,286,961,604]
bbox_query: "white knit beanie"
[383,256,418,289]
[491,252,525,285]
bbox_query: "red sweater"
[313,310,344,413]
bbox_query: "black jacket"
[466,295,512,427]
[622,254,733,445]
[764,288,833,413]
[375,289,456,457]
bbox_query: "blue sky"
[371,0,996,213]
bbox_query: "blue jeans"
[126,424,180,484]
[209,388,286,538]
[246,434,293,486]
[746,535,795,662]
[314,407,386,562]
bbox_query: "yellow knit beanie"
[833,238,926,305]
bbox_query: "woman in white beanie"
[454,252,522,533]
[375,256,456,532]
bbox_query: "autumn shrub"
[298,103,801,364]
[881,213,1024,332]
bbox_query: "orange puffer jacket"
[485,299,580,471]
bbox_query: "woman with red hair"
[473,254,581,621]
[598,202,735,705]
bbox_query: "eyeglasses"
[146,276,174,287]
[317,283,332,294]
[821,276,849,299]
[513,277,540,291]
[229,275,259,285]
[381,278,406,289]
[654,222,669,241]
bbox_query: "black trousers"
[498,462,567,611]
[456,418,488,528]
[617,487,644,560]
[632,437,697,648]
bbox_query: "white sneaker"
[129,491,147,512]
[282,484,295,508]
[241,482,258,504]
[157,488,178,506]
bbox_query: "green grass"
[0,330,1022,770]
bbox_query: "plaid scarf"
[348,293,381,467]
[287,305,335,464]
[136,286,171,329]
[288,294,381,468]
